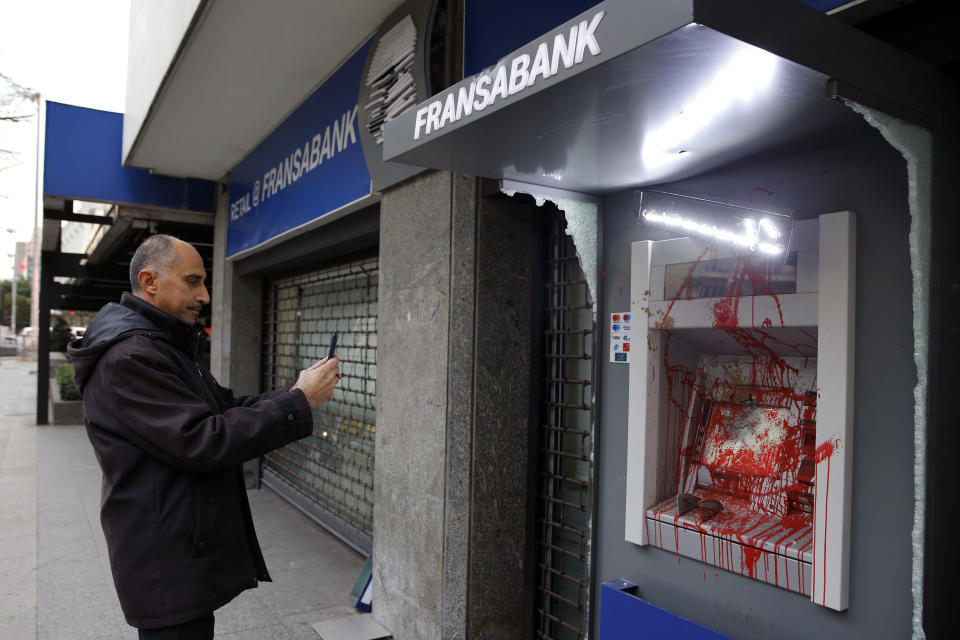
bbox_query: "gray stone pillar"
[375,171,537,639]
[375,170,453,639]
[210,179,263,487]
[210,180,262,395]
[210,181,230,383]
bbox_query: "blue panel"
[226,41,372,257]
[464,0,855,77]
[599,580,732,639]
[464,0,600,76]
[43,102,214,212]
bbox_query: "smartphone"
[327,332,338,360]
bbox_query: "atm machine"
[625,198,855,611]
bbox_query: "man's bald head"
[130,235,209,325]
[129,235,182,293]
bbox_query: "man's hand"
[291,356,341,407]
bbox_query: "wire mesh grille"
[261,253,378,541]
[536,214,595,640]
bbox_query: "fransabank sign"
[383,3,632,160]
[227,41,372,257]
[229,106,359,223]
[413,10,605,140]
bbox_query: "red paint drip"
[784,551,790,590]
[815,440,835,464]
[821,454,831,604]
[741,543,764,579]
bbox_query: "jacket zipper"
[192,330,204,380]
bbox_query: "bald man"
[68,235,340,639]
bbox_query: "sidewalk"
[0,357,366,639]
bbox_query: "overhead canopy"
[123,0,406,180]
[44,101,215,211]
[41,200,214,312]
[383,0,940,193]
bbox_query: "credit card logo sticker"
[610,312,631,363]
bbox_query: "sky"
[0,0,130,276]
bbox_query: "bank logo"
[229,106,359,223]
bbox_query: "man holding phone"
[68,235,340,639]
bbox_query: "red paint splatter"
[701,403,789,476]
[815,440,835,464]
[712,297,740,328]
[647,250,821,595]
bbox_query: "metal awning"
[40,198,214,312]
[124,0,405,180]
[383,0,940,193]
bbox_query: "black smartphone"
[327,332,338,359]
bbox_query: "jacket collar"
[119,292,204,354]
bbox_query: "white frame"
[811,211,855,610]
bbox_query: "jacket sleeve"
[218,383,286,409]
[87,341,314,474]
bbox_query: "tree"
[0,71,40,171]
[0,278,31,330]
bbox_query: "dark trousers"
[138,613,215,640]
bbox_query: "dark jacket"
[68,293,313,629]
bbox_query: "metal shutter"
[535,212,596,639]
[261,251,378,554]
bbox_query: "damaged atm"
[626,190,855,608]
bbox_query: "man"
[68,235,340,639]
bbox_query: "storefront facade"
[120,1,958,638]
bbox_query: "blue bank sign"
[227,41,373,257]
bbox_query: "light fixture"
[641,45,779,171]
[639,190,792,257]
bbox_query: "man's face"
[152,242,210,325]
